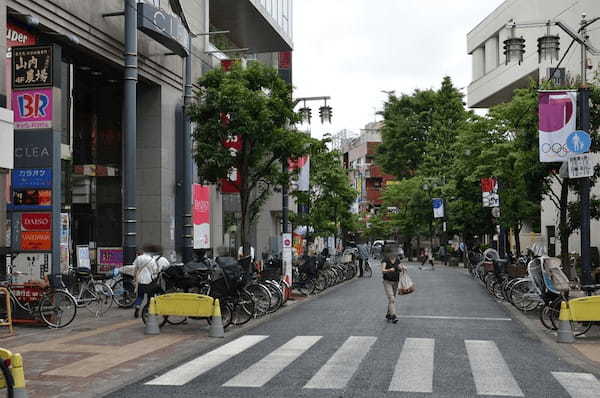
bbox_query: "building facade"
[467,0,600,257]
[1,0,293,281]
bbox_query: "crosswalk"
[145,334,600,397]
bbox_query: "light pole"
[506,14,599,288]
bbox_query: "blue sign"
[566,131,591,154]
[12,168,52,189]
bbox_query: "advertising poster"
[282,232,293,288]
[60,213,70,272]
[480,178,499,207]
[21,231,51,251]
[10,253,49,283]
[76,245,91,270]
[192,184,211,249]
[97,247,123,272]
[12,189,51,209]
[12,88,52,129]
[538,91,577,162]
[12,168,52,189]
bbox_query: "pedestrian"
[381,245,405,323]
[132,244,170,318]
[420,247,434,270]
[439,245,448,266]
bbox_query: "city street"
[108,263,600,398]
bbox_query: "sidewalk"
[0,294,311,398]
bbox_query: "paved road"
[108,262,600,397]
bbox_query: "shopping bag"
[398,270,415,295]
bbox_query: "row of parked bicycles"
[467,247,600,336]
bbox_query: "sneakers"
[134,307,140,319]
[390,315,398,323]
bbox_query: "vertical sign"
[192,184,211,249]
[60,213,70,272]
[538,91,577,162]
[481,178,499,207]
[220,135,242,193]
[282,232,292,288]
[12,45,53,89]
[432,198,444,218]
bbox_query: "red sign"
[21,231,51,251]
[221,59,238,71]
[21,213,51,231]
[220,135,243,193]
[192,184,211,249]
[278,52,292,69]
[6,23,36,48]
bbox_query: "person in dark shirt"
[381,245,406,323]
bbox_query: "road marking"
[399,315,512,322]
[223,335,321,388]
[388,338,434,393]
[146,335,269,386]
[552,372,600,398]
[304,336,376,389]
[465,340,523,397]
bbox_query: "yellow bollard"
[12,353,28,398]
[556,301,575,343]
[208,298,224,338]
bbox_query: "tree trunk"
[239,189,250,258]
[558,181,570,275]
[513,224,521,257]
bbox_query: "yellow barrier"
[564,295,600,322]
[151,293,218,317]
[0,348,27,397]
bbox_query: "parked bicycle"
[62,267,114,317]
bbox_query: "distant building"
[339,122,395,214]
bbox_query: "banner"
[432,198,444,218]
[289,156,310,192]
[220,134,242,193]
[192,184,211,249]
[538,91,577,162]
[481,178,499,207]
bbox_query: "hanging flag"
[192,184,211,249]
[432,198,444,218]
[538,90,577,162]
[289,155,310,192]
[480,178,499,207]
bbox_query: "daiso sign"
[21,213,51,231]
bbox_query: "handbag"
[398,269,415,295]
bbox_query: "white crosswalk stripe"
[304,336,377,389]
[223,335,322,387]
[552,372,600,398]
[388,337,435,393]
[465,340,524,397]
[145,335,268,386]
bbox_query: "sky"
[292,0,505,139]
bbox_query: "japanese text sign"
[12,168,52,189]
[12,45,53,89]
[97,247,123,272]
[21,230,51,251]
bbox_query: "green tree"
[190,62,311,255]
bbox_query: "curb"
[98,275,361,397]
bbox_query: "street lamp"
[295,96,332,125]
[537,21,560,63]
[319,99,333,124]
[507,14,600,288]
[504,22,526,65]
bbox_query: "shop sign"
[568,153,594,179]
[12,88,52,129]
[21,230,51,251]
[21,212,51,231]
[97,247,123,272]
[220,135,242,193]
[12,45,53,89]
[7,23,37,48]
[192,185,211,249]
[14,130,52,168]
[137,2,189,56]
[12,189,51,209]
[12,168,52,189]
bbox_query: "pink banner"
[193,184,211,249]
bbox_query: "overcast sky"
[292,0,504,139]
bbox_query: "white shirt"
[133,253,170,284]
[238,246,255,262]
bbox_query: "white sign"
[538,91,577,162]
[282,233,293,290]
[568,153,594,178]
[282,233,292,249]
[76,245,91,270]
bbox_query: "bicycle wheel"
[262,282,283,313]
[91,282,114,316]
[111,278,136,308]
[547,297,593,336]
[509,280,539,312]
[539,305,556,330]
[231,291,255,326]
[38,290,77,328]
[314,273,327,292]
[363,261,373,278]
[141,303,169,327]
[0,360,14,398]
[245,284,271,317]
[298,277,315,296]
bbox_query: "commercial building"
[467,0,600,256]
[1,0,293,281]
[339,122,395,215]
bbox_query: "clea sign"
[137,2,189,56]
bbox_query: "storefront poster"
[192,184,211,249]
[12,189,51,209]
[21,212,51,231]
[12,168,52,189]
[21,230,51,251]
[12,88,52,129]
[10,253,49,283]
[60,213,70,272]
[97,247,123,272]
[538,91,577,162]
[13,129,52,168]
[12,45,53,89]
[76,245,91,270]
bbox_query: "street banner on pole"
[538,90,577,162]
[289,155,310,192]
[480,178,499,207]
[432,198,444,218]
[282,232,293,288]
[192,184,211,249]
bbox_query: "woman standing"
[381,245,405,323]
